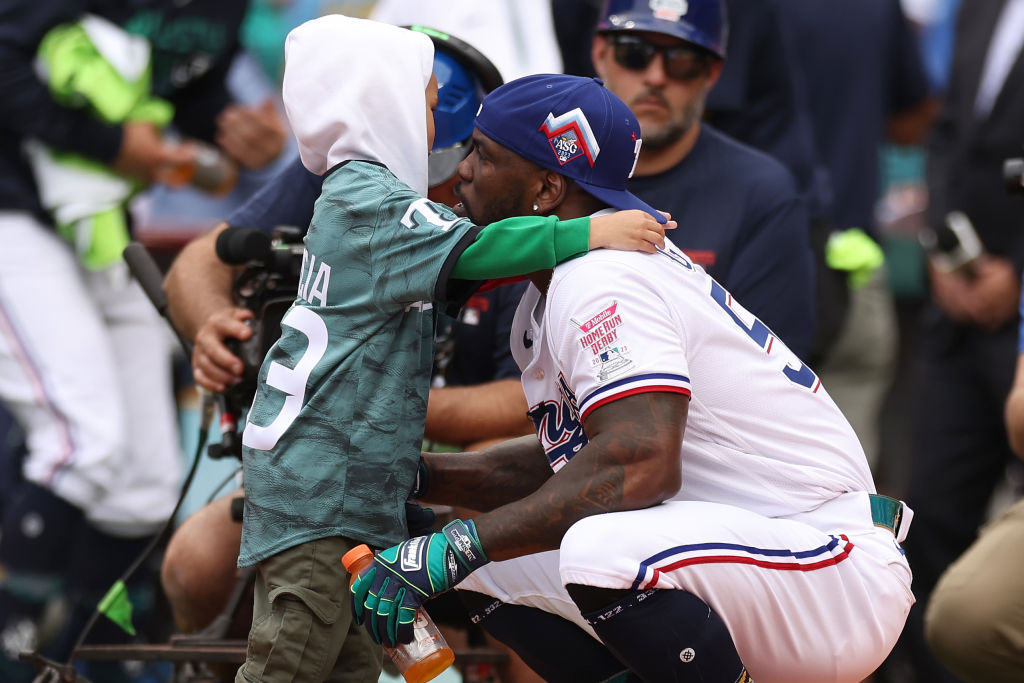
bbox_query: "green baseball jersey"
[239,161,480,565]
[238,161,591,565]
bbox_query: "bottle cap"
[341,544,374,571]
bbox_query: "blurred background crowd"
[1,0,1022,682]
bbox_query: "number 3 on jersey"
[710,280,820,391]
[242,306,328,450]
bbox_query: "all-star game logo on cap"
[539,107,601,167]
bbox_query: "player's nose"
[456,155,473,183]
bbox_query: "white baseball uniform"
[0,212,181,535]
[458,240,914,683]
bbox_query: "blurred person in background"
[923,271,1024,682]
[699,0,849,371]
[903,0,964,94]
[125,0,292,248]
[0,0,284,680]
[894,0,1024,680]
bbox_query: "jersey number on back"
[660,245,820,390]
[710,280,820,391]
[241,306,328,450]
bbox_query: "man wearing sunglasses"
[591,0,817,363]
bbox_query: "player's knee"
[560,515,615,568]
[580,589,747,683]
[459,591,635,683]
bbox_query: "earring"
[532,204,540,212]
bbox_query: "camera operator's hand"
[193,306,255,393]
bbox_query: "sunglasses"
[609,34,712,81]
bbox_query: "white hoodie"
[282,15,434,196]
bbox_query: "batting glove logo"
[400,536,425,572]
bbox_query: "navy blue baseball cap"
[597,0,728,59]
[474,74,666,224]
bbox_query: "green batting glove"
[350,519,489,647]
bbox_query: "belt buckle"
[869,493,903,538]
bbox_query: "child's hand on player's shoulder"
[590,210,676,254]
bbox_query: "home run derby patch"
[539,107,601,166]
[572,301,635,382]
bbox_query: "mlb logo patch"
[539,107,601,167]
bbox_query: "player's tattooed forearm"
[578,466,623,511]
[425,435,552,511]
[475,393,687,559]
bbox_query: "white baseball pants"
[459,491,913,683]
[0,211,181,536]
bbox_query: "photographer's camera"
[210,225,304,457]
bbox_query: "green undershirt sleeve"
[451,215,591,280]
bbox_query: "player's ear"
[534,171,567,215]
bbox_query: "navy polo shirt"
[227,156,321,232]
[782,0,930,235]
[630,125,816,361]
[706,0,832,219]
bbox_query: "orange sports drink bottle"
[343,544,456,683]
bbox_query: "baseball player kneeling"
[351,74,913,683]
